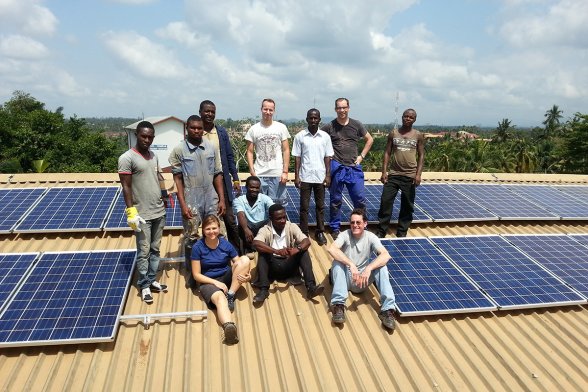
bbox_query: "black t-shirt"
[321,118,367,166]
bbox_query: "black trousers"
[223,187,241,254]
[377,174,415,236]
[299,182,326,233]
[254,250,317,289]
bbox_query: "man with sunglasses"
[327,208,397,330]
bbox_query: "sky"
[0,0,586,127]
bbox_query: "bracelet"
[360,154,365,159]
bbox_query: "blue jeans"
[330,261,396,311]
[259,176,287,206]
[135,214,165,289]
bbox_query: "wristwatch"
[296,244,302,251]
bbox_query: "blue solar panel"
[507,185,588,220]
[0,250,136,347]
[569,234,588,247]
[103,192,182,230]
[14,187,119,232]
[451,184,559,220]
[430,235,585,309]
[504,234,588,299]
[0,188,46,233]
[284,186,353,226]
[0,253,38,310]
[363,184,432,224]
[381,238,496,316]
[556,185,588,200]
[415,184,498,222]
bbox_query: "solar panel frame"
[0,188,47,233]
[568,233,588,247]
[103,192,183,231]
[506,184,588,220]
[414,183,498,222]
[363,184,432,224]
[503,234,588,300]
[381,238,497,316]
[14,187,119,233]
[430,235,586,310]
[450,183,559,220]
[0,253,39,312]
[0,249,136,348]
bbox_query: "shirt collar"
[186,140,205,150]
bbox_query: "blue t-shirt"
[191,237,238,278]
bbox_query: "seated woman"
[191,215,251,344]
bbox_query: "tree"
[542,104,563,138]
[492,118,514,143]
[562,113,588,173]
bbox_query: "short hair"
[403,108,417,117]
[350,208,367,222]
[306,108,320,117]
[201,214,220,231]
[269,203,285,217]
[245,175,261,187]
[335,97,349,107]
[199,100,215,111]
[261,98,275,108]
[136,120,154,133]
[186,115,202,124]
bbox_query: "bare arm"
[213,173,226,216]
[253,239,276,255]
[280,139,290,184]
[358,132,374,163]
[380,132,394,183]
[192,258,228,292]
[323,156,331,187]
[119,173,134,208]
[414,134,426,186]
[246,141,255,176]
[294,156,301,188]
[173,173,193,219]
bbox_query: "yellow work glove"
[125,206,146,232]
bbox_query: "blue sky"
[0,0,586,127]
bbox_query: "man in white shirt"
[292,108,333,245]
[245,98,290,205]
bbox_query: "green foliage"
[0,91,126,173]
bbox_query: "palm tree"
[542,105,563,139]
[492,118,513,143]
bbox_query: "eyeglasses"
[335,106,349,110]
[350,220,364,225]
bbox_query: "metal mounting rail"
[119,310,208,329]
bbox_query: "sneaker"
[150,281,168,292]
[141,287,153,304]
[307,284,324,299]
[379,309,397,330]
[222,322,239,345]
[332,304,345,324]
[331,230,340,240]
[253,289,269,303]
[227,292,236,312]
[316,231,327,245]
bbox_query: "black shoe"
[376,230,387,238]
[331,230,340,240]
[316,231,327,245]
[396,232,407,238]
[379,309,397,330]
[222,322,239,345]
[150,281,168,292]
[227,292,236,312]
[307,284,324,299]
[332,304,345,324]
[253,289,269,303]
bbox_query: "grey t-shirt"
[118,149,165,220]
[321,118,367,166]
[334,229,383,271]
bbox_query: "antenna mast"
[393,91,399,130]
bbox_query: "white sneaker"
[150,281,168,292]
[141,287,153,304]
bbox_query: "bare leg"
[211,291,232,325]
[230,256,251,294]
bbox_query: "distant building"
[124,116,185,172]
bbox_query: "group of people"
[118,98,425,345]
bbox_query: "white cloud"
[0,0,58,36]
[499,0,588,48]
[155,22,209,49]
[0,34,49,59]
[102,31,190,79]
[108,0,157,4]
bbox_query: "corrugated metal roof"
[1,173,587,392]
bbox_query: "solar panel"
[14,187,119,233]
[569,234,588,247]
[381,238,496,316]
[556,185,588,200]
[0,188,46,233]
[0,253,38,311]
[504,234,588,299]
[283,186,354,226]
[0,250,136,347]
[430,235,585,309]
[363,184,432,224]
[103,192,182,231]
[451,184,559,220]
[507,185,588,220]
[415,184,498,222]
